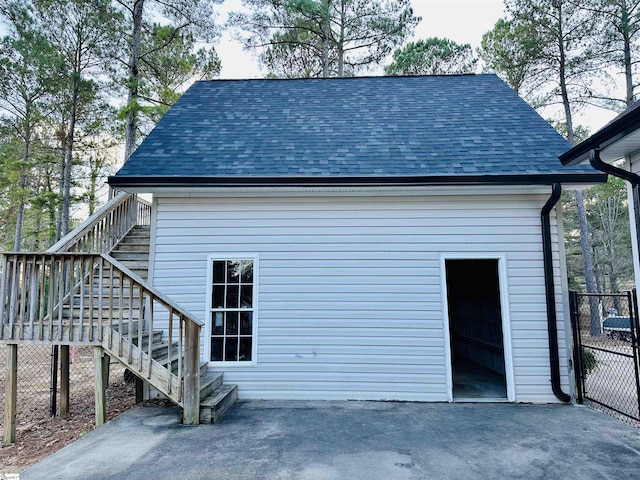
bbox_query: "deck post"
[60,345,70,416]
[94,347,107,426]
[182,321,200,425]
[3,344,17,445]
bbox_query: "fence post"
[630,289,640,419]
[569,290,583,404]
[3,344,18,445]
[94,347,107,427]
[60,345,70,416]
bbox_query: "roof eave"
[560,106,640,165]
[108,173,607,188]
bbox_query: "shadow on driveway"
[22,401,640,480]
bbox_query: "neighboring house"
[560,102,640,289]
[108,74,605,404]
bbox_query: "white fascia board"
[115,184,554,198]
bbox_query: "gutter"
[541,183,571,403]
[559,103,640,166]
[108,173,607,189]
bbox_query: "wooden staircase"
[0,192,237,434]
[100,226,238,423]
[110,226,151,280]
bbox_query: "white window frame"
[440,253,515,403]
[205,254,259,367]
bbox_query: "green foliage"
[234,0,420,77]
[578,0,640,108]
[563,174,634,293]
[478,17,542,95]
[581,347,599,375]
[502,0,601,116]
[385,37,477,76]
[136,23,221,125]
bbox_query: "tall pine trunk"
[124,0,145,161]
[321,6,330,77]
[61,75,80,237]
[556,1,600,334]
[621,0,634,105]
[337,1,345,76]
[13,136,29,252]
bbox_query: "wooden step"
[109,243,149,252]
[121,230,150,238]
[199,384,238,424]
[199,371,224,401]
[118,237,150,247]
[108,260,149,271]
[151,342,181,362]
[73,293,143,304]
[124,227,150,237]
[130,330,163,346]
[111,252,149,261]
[64,306,143,318]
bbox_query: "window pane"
[240,312,252,335]
[227,260,240,283]
[239,338,252,361]
[226,285,239,308]
[212,285,225,308]
[213,261,225,284]
[212,312,224,335]
[241,285,253,308]
[225,338,238,361]
[226,312,239,335]
[210,338,223,361]
[241,260,253,283]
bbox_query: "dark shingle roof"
[111,74,602,186]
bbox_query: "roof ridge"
[195,73,488,84]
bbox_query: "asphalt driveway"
[22,401,640,480]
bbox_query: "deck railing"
[0,192,202,423]
[47,192,151,254]
[0,253,202,408]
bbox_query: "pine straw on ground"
[0,380,136,474]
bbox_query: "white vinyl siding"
[150,193,568,402]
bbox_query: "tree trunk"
[557,12,574,145]
[61,76,80,237]
[621,0,634,105]
[556,2,599,333]
[14,125,31,252]
[124,0,145,161]
[576,190,601,335]
[321,0,330,77]
[89,169,98,216]
[337,0,345,76]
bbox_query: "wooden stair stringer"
[101,328,182,405]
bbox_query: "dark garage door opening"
[446,259,507,400]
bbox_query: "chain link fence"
[570,291,640,427]
[0,344,136,441]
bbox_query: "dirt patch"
[0,345,136,474]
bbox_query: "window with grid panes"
[209,259,255,362]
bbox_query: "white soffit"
[600,128,640,163]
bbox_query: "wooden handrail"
[47,192,151,254]
[103,254,204,328]
[0,192,201,422]
[0,252,202,413]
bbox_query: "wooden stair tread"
[200,384,237,408]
